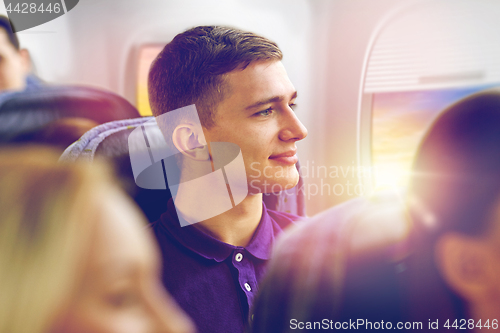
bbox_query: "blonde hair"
[0,146,114,333]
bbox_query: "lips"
[269,150,298,165]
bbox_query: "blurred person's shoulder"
[25,75,44,90]
[266,206,304,231]
[273,192,407,256]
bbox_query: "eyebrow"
[245,91,298,110]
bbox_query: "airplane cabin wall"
[3,0,421,215]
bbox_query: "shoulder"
[276,197,368,246]
[25,75,44,90]
[273,192,407,259]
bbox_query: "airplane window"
[371,84,499,191]
[136,45,163,116]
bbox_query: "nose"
[278,106,308,142]
[148,285,196,333]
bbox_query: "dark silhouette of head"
[407,90,500,326]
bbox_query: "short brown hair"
[148,26,282,128]
[0,15,20,50]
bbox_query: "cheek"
[482,241,500,297]
[0,63,22,87]
[240,128,276,159]
[51,308,92,333]
[0,66,8,80]
[492,253,500,281]
[51,299,150,333]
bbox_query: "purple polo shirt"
[151,199,300,333]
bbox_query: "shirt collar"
[244,204,274,260]
[160,199,275,262]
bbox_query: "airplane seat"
[60,117,306,222]
[0,85,141,143]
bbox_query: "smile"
[268,150,298,165]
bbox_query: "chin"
[279,175,300,191]
[248,175,300,194]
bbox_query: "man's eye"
[255,108,273,117]
[289,103,297,110]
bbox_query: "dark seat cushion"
[0,85,140,142]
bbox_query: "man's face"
[0,28,29,91]
[203,60,307,194]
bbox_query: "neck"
[470,299,500,333]
[194,194,263,247]
[172,156,264,246]
[173,173,263,246]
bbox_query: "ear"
[18,48,32,73]
[172,123,209,161]
[435,234,491,302]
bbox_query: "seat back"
[61,117,306,222]
[0,85,140,142]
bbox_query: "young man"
[0,16,32,92]
[148,26,307,333]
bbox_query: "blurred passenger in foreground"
[406,90,500,329]
[0,147,195,333]
[251,192,409,333]
[252,90,500,332]
[0,16,36,92]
